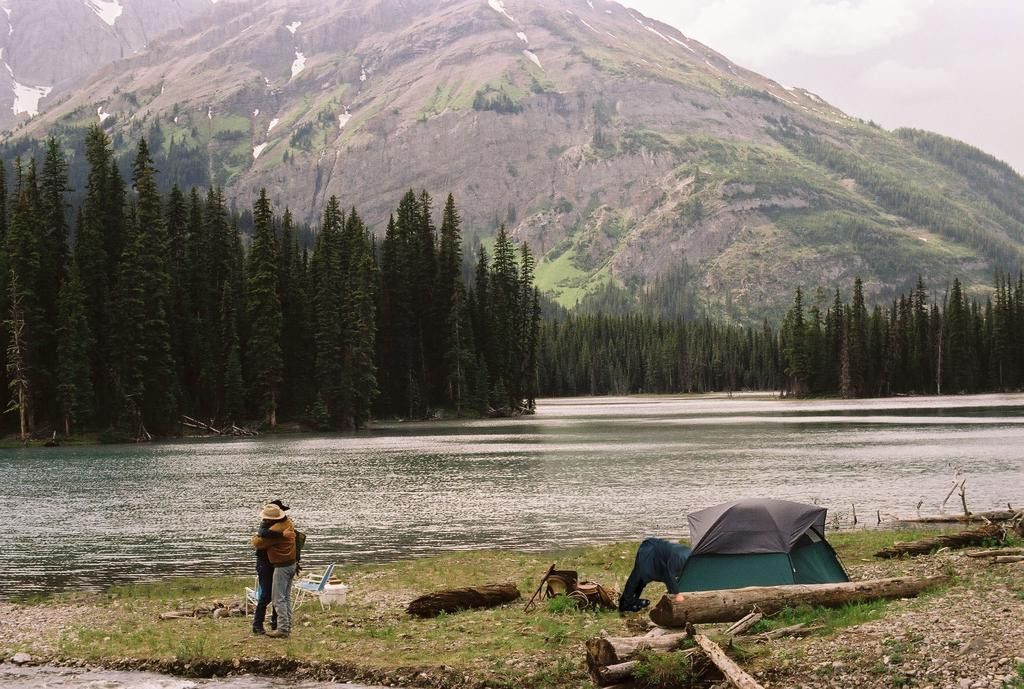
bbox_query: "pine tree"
[56,261,94,434]
[341,207,379,427]
[6,159,44,431]
[312,197,345,426]
[245,189,283,426]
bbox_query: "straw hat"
[259,504,286,521]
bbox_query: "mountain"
[0,0,216,126]
[8,0,1024,314]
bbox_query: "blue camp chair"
[293,563,336,610]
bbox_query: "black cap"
[269,499,290,511]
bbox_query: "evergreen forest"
[0,128,540,440]
[4,128,1024,441]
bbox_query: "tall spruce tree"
[245,189,283,426]
[56,261,94,434]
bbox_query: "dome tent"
[677,498,849,592]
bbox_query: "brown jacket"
[251,518,296,566]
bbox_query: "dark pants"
[619,538,692,613]
[253,562,278,631]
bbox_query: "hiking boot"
[265,629,290,639]
[252,627,266,635]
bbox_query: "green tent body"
[678,498,849,592]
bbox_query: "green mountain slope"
[6,0,1023,315]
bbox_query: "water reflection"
[1,394,1023,597]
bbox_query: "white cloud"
[859,59,947,96]
[628,0,934,67]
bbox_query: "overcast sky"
[625,0,1024,173]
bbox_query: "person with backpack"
[251,502,297,638]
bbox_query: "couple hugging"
[250,499,304,638]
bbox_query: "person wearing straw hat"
[251,503,297,638]
[250,500,290,635]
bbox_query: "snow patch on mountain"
[291,50,306,78]
[523,49,541,69]
[360,66,366,82]
[488,0,514,22]
[286,21,301,35]
[268,118,280,133]
[12,81,51,116]
[338,111,351,128]
[253,143,268,159]
[3,6,11,37]
[516,31,528,43]
[253,108,259,117]
[84,0,123,27]
[97,105,112,123]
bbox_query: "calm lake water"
[2,393,1023,598]
[0,665,384,689]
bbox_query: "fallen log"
[725,611,763,636]
[586,631,691,668]
[693,634,764,689]
[993,555,1024,564]
[649,576,948,627]
[902,509,1020,524]
[966,548,1024,558]
[407,583,520,618]
[874,524,1003,558]
[589,660,637,687]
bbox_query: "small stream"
[0,664,387,688]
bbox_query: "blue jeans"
[272,562,297,633]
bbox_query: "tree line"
[1,126,541,440]
[538,274,1024,399]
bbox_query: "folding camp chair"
[244,576,261,616]
[292,563,336,610]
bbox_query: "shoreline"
[4,390,1024,449]
[3,529,1023,688]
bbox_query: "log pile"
[407,583,520,618]
[649,576,948,627]
[587,574,952,687]
[586,625,759,688]
[873,524,1005,558]
[903,509,1020,524]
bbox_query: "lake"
[2,393,1023,598]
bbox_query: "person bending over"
[618,537,692,613]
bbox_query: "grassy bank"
[2,527,1023,688]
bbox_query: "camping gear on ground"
[678,497,849,591]
[618,538,692,613]
[525,563,616,611]
[293,563,337,609]
[407,583,521,617]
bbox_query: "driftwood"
[181,415,258,437]
[407,583,520,618]
[587,631,692,668]
[725,611,763,636]
[874,524,1003,558]
[754,622,824,641]
[693,634,764,689]
[588,648,700,687]
[966,547,1024,558]
[903,509,1020,524]
[590,660,637,687]
[649,576,948,628]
